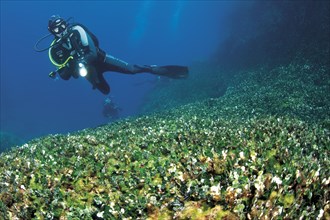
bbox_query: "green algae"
[281,193,295,209]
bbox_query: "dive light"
[78,62,88,77]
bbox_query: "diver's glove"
[49,71,57,79]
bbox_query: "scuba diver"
[102,97,121,120]
[34,15,189,95]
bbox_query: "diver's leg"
[86,73,110,95]
[94,73,110,95]
[86,66,110,95]
[103,55,151,74]
[102,54,189,78]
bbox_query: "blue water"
[1,1,243,144]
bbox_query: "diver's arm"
[57,67,72,80]
[49,59,76,80]
[49,66,72,80]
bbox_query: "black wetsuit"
[49,23,152,94]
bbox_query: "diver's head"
[48,15,68,38]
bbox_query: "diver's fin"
[150,65,189,79]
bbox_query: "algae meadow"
[0,61,329,219]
